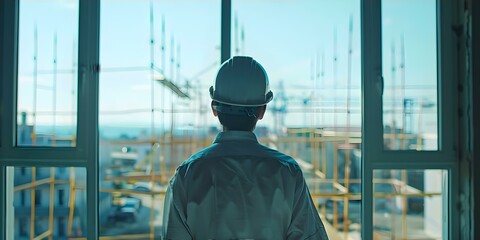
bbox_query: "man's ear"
[257,105,267,120]
[211,101,218,117]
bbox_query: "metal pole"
[170,35,175,162]
[333,27,338,130]
[67,167,76,236]
[400,34,406,149]
[177,44,181,83]
[343,15,353,238]
[53,32,58,146]
[33,24,38,145]
[30,167,36,239]
[241,25,245,55]
[347,15,353,134]
[321,52,325,125]
[161,15,166,165]
[48,168,56,240]
[149,0,156,143]
[149,150,155,240]
[333,144,338,229]
[72,40,76,146]
[234,12,239,55]
[391,41,397,149]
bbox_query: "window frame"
[474,0,480,238]
[0,0,91,165]
[0,0,461,239]
[361,0,459,239]
[0,0,100,239]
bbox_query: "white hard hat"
[209,56,273,107]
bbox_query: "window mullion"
[361,0,382,239]
[221,0,231,63]
[438,0,457,155]
[0,0,19,238]
[78,0,100,239]
[373,150,455,163]
[449,165,460,240]
[0,0,18,157]
[0,165,5,240]
[438,0,460,238]
[1,158,86,168]
[472,0,480,238]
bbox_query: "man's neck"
[222,127,255,132]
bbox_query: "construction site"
[12,123,442,240]
[7,1,444,240]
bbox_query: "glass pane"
[17,0,79,147]
[99,0,220,238]
[382,0,438,150]
[233,1,361,238]
[373,169,445,240]
[9,167,86,239]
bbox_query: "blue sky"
[16,0,438,136]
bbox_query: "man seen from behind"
[162,56,329,240]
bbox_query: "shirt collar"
[213,131,259,144]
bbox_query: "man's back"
[162,131,328,239]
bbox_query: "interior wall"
[458,0,478,239]
[471,0,480,239]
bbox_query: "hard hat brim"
[210,86,273,107]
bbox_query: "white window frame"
[361,0,459,239]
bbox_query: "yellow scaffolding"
[13,128,440,240]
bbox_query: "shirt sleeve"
[287,171,329,240]
[162,174,193,240]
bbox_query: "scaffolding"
[13,4,441,240]
[11,127,442,240]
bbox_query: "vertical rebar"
[400,34,406,150]
[314,51,320,127]
[30,167,36,239]
[417,98,423,150]
[391,41,397,149]
[401,170,407,240]
[170,35,174,83]
[343,14,353,238]
[48,168,55,240]
[161,15,166,169]
[347,15,353,134]
[176,44,181,83]
[149,144,155,240]
[53,32,58,146]
[333,27,338,130]
[67,167,76,237]
[333,144,338,229]
[321,142,327,216]
[149,0,156,144]
[71,40,76,146]
[32,25,38,145]
[170,34,175,173]
[241,25,245,55]
[234,12,239,55]
[321,52,325,125]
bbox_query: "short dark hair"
[212,101,259,131]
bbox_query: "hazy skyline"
[16,0,437,136]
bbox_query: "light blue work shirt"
[162,131,329,240]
